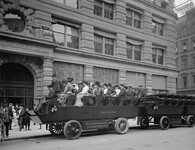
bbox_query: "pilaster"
[84,65,94,82]
[143,41,152,63]
[119,69,126,84]
[115,0,126,24]
[80,24,94,53]
[146,73,152,89]
[143,8,152,34]
[42,57,53,96]
[116,33,127,58]
[80,0,94,14]
[167,76,176,94]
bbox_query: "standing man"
[50,74,62,99]
[8,103,13,130]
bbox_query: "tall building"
[176,7,195,95]
[0,0,177,108]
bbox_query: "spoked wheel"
[114,118,129,134]
[64,120,82,140]
[160,116,170,130]
[140,117,149,129]
[186,115,194,127]
[49,123,64,135]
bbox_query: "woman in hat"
[74,80,90,107]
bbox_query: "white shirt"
[79,85,89,94]
[103,88,108,94]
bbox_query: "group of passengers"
[45,74,147,107]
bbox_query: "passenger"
[88,82,94,95]
[111,85,121,97]
[146,87,153,95]
[50,74,62,98]
[74,80,90,107]
[60,80,67,93]
[106,83,114,96]
[137,84,146,98]
[103,83,108,95]
[45,85,56,100]
[126,86,136,98]
[92,81,103,96]
[113,84,127,105]
[59,77,74,106]
[72,83,79,94]
[77,82,84,94]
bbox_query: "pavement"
[3,122,51,141]
[2,119,139,141]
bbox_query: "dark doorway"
[0,63,34,109]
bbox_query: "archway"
[0,63,34,109]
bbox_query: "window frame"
[51,0,80,9]
[126,42,142,61]
[182,75,187,88]
[126,8,142,29]
[152,47,165,65]
[52,21,80,49]
[94,0,114,20]
[152,19,164,36]
[94,34,115,56]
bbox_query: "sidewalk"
[4,122,50,141]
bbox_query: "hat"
[138,84,143,87]
[82,80,89,85]
[103,83,108,86]
[95,81,100,87]
[67,77,73,83]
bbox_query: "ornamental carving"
[0,0,42,37]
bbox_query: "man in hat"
[45,85,56,100]
[137,84,146,98]
[50,74,62,98]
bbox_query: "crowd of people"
[45,74,149,107]
[0,102,31,140]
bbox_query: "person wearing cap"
[50,74,62,98]
[59,77,74,106]
[74,80,90,107]
[45,85,56,100]
[137,84,146,98]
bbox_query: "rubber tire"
[186,115,194,127]
[64,120,82,140]
[49,123,64,135]
[114,118,129,134]
[140,117,149,129]
[160,116,170,130]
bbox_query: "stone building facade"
[176,8,195,96]
[0,0,177,108]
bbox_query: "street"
[1,125,195,150]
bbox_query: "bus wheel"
[160,116,170,130]
[114,118,129,134]
[140,117,149,129]
[49,123,64,135]
[186,115,194,127]
[64,120,82,140]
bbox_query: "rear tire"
[140,117,149,129]
[160,116,170,130]
[186,115,194,127]
[114,118,129,134]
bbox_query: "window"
[152,19,164,36]
[182,76,187,88]
[126,42,142,61]
[192,75,195,87]
[51,0,79,8]
[182,43,187,51]
[192,56,195,68]
[181,57,188,69]
[126,9,141,28]
[152,48,164,65]
[94,34,115,56]
[52,22,79,49]
[193,41,195,50]
[94,0,114,20]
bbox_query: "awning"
[127,38,143,45]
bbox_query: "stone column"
[80,24,94,53]
[116,33,127,58]
[115,0,126,24]
[146,73,152,89]
[167,76,176,94]
[142,8,152,33]
[143,41,152,63]
[42,57,53,96]
[119,69,126,84]
[165,19,177,41]
[80,0,94,14]
[84,65,94,82]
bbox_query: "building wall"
[176,8,195,96]
[0,0,177,106]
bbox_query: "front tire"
[49,123,64,135]
[114,118,129,134]
[186,115,194,127]
[64,120,82,140]
[140,117,149,129]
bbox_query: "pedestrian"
[22,107,31,130]
[18,104,25,131]
[2,102,13,137]
[8,103,13,130]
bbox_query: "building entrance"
[0,63,34,109]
